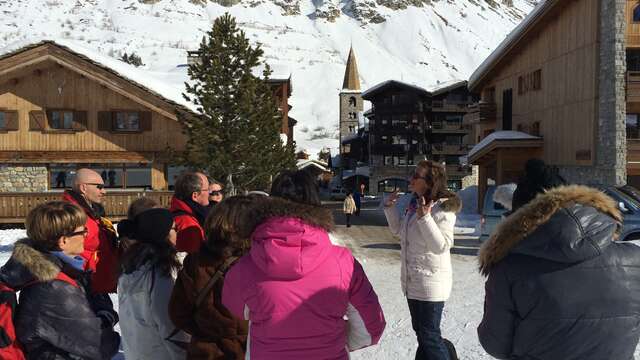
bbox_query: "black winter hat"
[118,208,174,245]
[512,158,566,211]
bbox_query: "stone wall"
[461,165,479,189]
[0,165,48,192]
[596,0,627,185]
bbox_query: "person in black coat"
[0,201,120,360]
[477,183,640,360]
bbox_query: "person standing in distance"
[383,160,461,360]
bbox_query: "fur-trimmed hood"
[0,239,62,288]
[247,197,335,280]
[479,185,622,276]
[438,194,462,213]
[247,196,334,235]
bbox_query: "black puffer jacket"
[0,240,120,360]
[478,185,640,360]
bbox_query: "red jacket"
[62,191,118,294]
[169,196,205,253]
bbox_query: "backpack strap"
[166,256,239,348]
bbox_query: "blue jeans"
[407,299,450,360]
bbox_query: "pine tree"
[176,13,296,194]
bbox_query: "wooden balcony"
[431,100,471,113]
[0,191,174,223]
[431,143,472,155]
[445,165,471,178]
[628,71,640,103]
[462,102,497,125]
[430,122,468,134]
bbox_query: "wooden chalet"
[0,40,199,221]
[465,0,633,212]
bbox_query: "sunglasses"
[65,229,88,238]
[210,190,223,196]
[85,183,105,190]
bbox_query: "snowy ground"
[1,228,639,359]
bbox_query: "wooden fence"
[0,191,174,224]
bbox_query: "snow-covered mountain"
[0,0,537,157]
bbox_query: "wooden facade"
[0,41,194,193]
[469,0,600,167]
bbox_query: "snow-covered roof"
[362,80,430,99]
[0,39,198,113]
[430,79,467,96]
[467,131,542,161]
[468,0,554,91]
[341,132,360,144]
[296,159,329,172]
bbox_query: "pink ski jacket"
[222,198,385,359]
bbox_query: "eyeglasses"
[209,190,223,196]
[65,228,88,238]
[84,183,105,190]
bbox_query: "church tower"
[339,46,363,153]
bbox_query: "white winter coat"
[118,262,190,360]
[384,193,460,302]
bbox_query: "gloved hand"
[97,309,119,329]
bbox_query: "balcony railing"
[462,102,497,124]
[445,165,472,177]
[430,143,471,155]
[628,71,640,103]
[430,122,468,133]
[432,100,471,112]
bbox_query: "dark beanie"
[512,159,566,211]
[119,208,174,245]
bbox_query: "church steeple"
[342,46,361,91]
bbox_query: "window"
[531,121,541,136]
[348,125,356,133]
[381,118,389,125]
[627,113,639,139]
[445,114,462,125]
[445,135,462,145]
[518,70,542,95]
[125,164,152,189]
[634,5,640,22]
[392,116,407,126]
[384,155,393,165]
[392,135,407,145]
[49,110,74,130]
[349,97,357,107]
[378,179,408,193]
[115,112,140,131]
[0,112,5,129]
[412,114,419,124]
[627,49,640,72]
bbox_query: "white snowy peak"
[0,0,538,156]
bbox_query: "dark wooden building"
[361,80,476,194]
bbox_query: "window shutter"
[5,111,18,131]
[29,111,45,131]
[98,111,112,131]
[72,111,88,131]
[140,111,152,131]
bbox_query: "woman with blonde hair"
[384,160,461,360]
[169,195,260,359]
[0,201,120,359]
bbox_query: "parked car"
[596,186,640,241]
[479,186,509,242]
[330,188,347,201]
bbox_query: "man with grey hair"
[62,168,119,294]
[169,172,210,253]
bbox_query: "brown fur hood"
[246,197,334,235]
[438,194,462,213]
[478,185,622,276]
[0,239,62,286]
